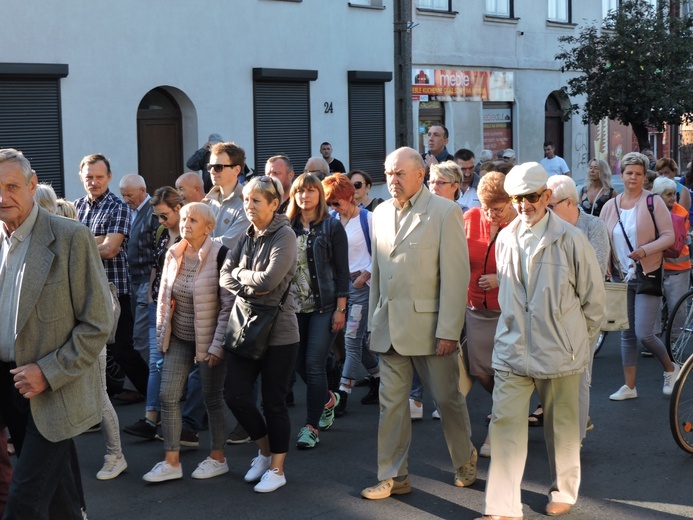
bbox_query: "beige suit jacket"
[368,188,469,355]
[13,207,113,442]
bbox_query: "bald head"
[176,172,205,203]
[304,156,330,178]
[119,173,147,210]
[384,147,425,205]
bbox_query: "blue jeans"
[146,302,162,413]
[410,370,424,401]
[295,311,338,428]
[341,282,378,382]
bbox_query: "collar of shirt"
[86,189,111,208]
[434,147,451,163]
[1,202,39,249]
[130,194,151,221]
[393,184,425,211]
[518,209,550,240]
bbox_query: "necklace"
[340,205,359,226]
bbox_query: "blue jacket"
[292,216,350,313]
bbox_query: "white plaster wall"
[1,0,395,198]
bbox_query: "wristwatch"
[336,307,347,314]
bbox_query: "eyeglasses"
[502,156,513,160]
[326,200,341,207]
[206,163,237,173]
[509,190,545,204]
[352,181,364,189]
[429,180,453,187]
[547,197,568,210]
[481,204,508,215]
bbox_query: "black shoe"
[335,390,348,417]
[180,428,200,447]
[286,391,295,407]
[226,422,251,444]
[354,376,371,387]
[123,418,157,440]
[361,376,380,405]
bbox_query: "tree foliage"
[556,0,693,149]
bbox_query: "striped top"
[171,255,198,342]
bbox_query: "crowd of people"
[0,133,690,519]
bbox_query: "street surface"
[67,332,692,519]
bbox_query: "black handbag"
[223,297,283,360]
[614,198,663,297]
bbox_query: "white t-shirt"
[344,211,373,274]
[457,186,480,211]
[612,207,638,279]
[540,156,570,176]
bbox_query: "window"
[418,0,452,10]
[486,0,513,17]
[602,0,618,19]
[349,0,384,6]
[0,63,68,196]
[253,68,317,175]
[348,71,392,183]
[548,0,570,22]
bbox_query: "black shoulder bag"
[614,197,663,296]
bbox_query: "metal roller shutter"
[254,81,311,175]
[0,79,64,196]
[349,82,386,183]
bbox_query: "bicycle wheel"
[665,290,693,365]
[669,355,693,454]
[594,331,607,357]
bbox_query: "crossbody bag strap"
[614,197,636,253]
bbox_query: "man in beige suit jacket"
[361,147,476,500]
[0,149,112,519]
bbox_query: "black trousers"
[109,294,149,395]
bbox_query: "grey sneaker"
[227,422,251,444]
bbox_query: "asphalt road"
[64,332,693,519]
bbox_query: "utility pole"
[394,0,413,149]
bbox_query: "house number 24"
[324,102,333,114]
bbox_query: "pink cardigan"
[156,236,233,360]
[600,190,675,275]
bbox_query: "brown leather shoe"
[454,447,478,487]
[361,476,411,499]
[546,501,572,516]
[474,516,523,520]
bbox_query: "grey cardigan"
[220,213,299,346]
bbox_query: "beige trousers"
[484,370,582,518]
[376,348,474,481]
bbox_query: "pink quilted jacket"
[156,236,232,360]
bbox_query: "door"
[545,93,565,158]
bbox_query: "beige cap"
[504,162,549,196]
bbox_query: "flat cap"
[504,162,549,196]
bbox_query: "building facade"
[0,0,394,198]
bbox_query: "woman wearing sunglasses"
[287,173,350,449]
[347,170,383,212]
[322,174,380,416]
[462,171,517,457]
[124,187,183,440]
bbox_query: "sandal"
[528,404,544,427]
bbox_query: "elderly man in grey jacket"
[476,163,604,520]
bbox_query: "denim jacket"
[292,216,350,313]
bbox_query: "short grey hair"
[119,173,146,190]
[243,175,284,204]
[430,160,463,200]
[480,149,494,162]
[620,152,649,173]
[180,202,216,230]
[0,148,34,184]
[546,175,579,205]
[652,176,677,195]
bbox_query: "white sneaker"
[610,385,637,401]
[191,457,229,479]
[254,468,286,493]
[663,364,681,396]
[244,450,271,482]
[479,442,491,458]
[432,409,440,420]
[142,461,183,482]
[409,399,423,420]
[96,454,127,480]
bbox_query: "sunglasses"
[352,181,364,189]
[326,200,341,208]
[547,197,568,210]
[206,163,237,173]
[156,213,169,222]
[256,176,279,196]
[509,190,545,204]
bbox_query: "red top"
[463,207,507,310]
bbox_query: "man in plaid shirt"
[75,154,149,398]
